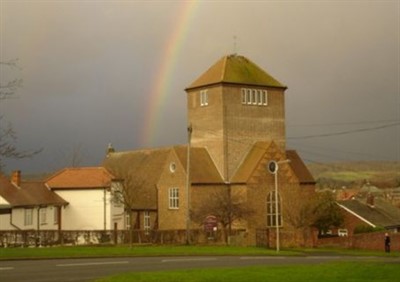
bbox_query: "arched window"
[266,191,282,227]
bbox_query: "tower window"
[252,89,257,105]
[241,88,268,106]
[200,90,208,106]
[262,90,268,105]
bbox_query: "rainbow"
[140,0,199,147]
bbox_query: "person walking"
[384,233,391,253]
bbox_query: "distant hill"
[306,161,400,188]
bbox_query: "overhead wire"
[191,118,399,163]
[287,122,400,140]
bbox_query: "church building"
[104,54,316,247]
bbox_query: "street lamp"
[267,159,290,252]
[186,124,192,245]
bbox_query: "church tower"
[185,54,287,181]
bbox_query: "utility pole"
[186,124,192,245]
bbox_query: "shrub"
[353,225,385,234]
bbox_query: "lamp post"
[186,124,192,245]
[267,159,290,252]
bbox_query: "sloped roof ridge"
[109,145,173,156]
[172,145,224,184]
[45,166,114,182]
[186,54,286,90]
[221,55,228,81]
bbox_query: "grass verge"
[0,245,398,260]
[0,245,297,260]
[95,261,400,282]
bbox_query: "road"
[1,255,399,282]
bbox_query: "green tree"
[311,191,344,235]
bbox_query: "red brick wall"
[340,206,370,236]
[318,231,400,252]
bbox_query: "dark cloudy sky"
[1,0,399,174]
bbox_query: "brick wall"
[318,231,400,252]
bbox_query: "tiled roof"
[0,174,68,208]
[46,167,114,189]
[186,54,286,90]
[286,150,316,185]
[174,145,224,184]
[338,198,400,228]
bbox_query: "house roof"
[0,174,68,208]
[186,54,286,90]
[46,167,115,189]
[337,198,400,228]
[358,183,384,197]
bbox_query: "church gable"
[231,141,314,186]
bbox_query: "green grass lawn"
[0,245,299,260]
[95,261,400,282]
[1,245,398,260]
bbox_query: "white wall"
[0,214,14,230]
[0,206,60,231]
[56,188,125,230]
[58,189,106,230]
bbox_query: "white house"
[45,167,125,231]
[0,171,68,231]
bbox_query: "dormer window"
[241,88,267,106]
[200,90,208,106]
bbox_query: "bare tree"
[192,186,254,244]
[55,143,87,168]
[280,185,317,246]
[0,60,41,172]
[107,166,145,247]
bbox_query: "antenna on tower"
[233,35,237,55]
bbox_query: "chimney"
[11,170,21,187]
[366,193,375,208]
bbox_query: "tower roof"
[186,54,286,90]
